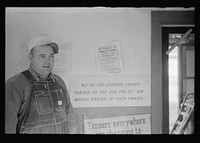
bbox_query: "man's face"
[29,45,55,77]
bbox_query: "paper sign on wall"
[70,75,151,107]
[83,114,151,134]
[52,42,72,86]
[97,41,122,74]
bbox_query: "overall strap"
[16,70,35,134]
[21,70,36,83]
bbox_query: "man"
[5,34,78,134]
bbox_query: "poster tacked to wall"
[97,41,123,74]
[52,42,72,86]
[83,114,151,134]
[70,75,151,107]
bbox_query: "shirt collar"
[28,66,54,81]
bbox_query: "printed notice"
[97,41,122,74]
[84,114,151,134]
[52,42,72,86]
[70,75,151,107]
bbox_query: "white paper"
[84,114,151,134]
[70,75,151,107]
[97,41,123,74]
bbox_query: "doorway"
[151,11,194,134]
[162,27,195,134]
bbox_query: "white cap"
[28,34,58,54]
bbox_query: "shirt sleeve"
[5,77,23,134]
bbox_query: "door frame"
[151,11,194,134]
[162,27,195,133]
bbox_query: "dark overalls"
[17,70,69,133]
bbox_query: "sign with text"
[83,114,151,134]
[70,75,151,107]
[97,41,123,74]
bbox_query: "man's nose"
[46,57,51,64]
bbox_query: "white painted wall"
[6,8,151,81]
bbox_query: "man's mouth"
[43,65,51,68]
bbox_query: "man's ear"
[28,53,33,62]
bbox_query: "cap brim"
[48,42,59,54]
